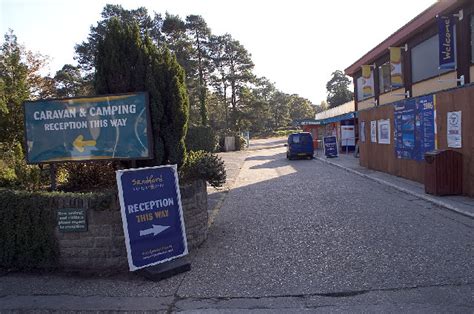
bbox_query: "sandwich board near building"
[116,165,188,271]
[23,92,152,163]
[323,136,338,158]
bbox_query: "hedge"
[0,188,115,270]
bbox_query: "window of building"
[379,63,391,93]
[471,15,474,63]
[356,76,364,101]
[411,33,455,83]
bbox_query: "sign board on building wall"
[341,125,355,146]
[23,93,152,163]
[377,119,391,144]
[389,47,403,88]
[116,165,188,271]
[438,16,456,70]
[447,111,462,148]
[57,208,87,232]
[323,136,338,158]
[370,121,377,143]
[360,121,366,143]
[394,94,436,160]
[362,65,374,98]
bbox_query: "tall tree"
[208,34,231,130]
[54,64,92,97]
[315,100,328,113]
[0,30,29,144]
[162,14,195,77]
[75,4,156,76]
[269,91,291,129]
[288,95,315,121]
[186,15,211,126]
[225,37,254,130]
[326,70,353,108]
[94,17,188,167]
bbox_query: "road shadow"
[248,151,313,169]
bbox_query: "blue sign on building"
[394,94,436,161]
[23,92,152,163]
[116,165,188,271]
[438,15,456,70]
[323,136,338,158]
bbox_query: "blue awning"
[317,112,357,125]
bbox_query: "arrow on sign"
[139,224,170,237]
[73,135,97,152]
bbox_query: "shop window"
[379,63,391,93]
[411,33,455,83]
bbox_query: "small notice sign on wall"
[57,208,87,232]
[447,111,461,148]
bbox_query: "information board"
[116,165,188,271]
[323,136,338,158]
[23,93,152,163]
[394,94,435,160]
[57,208,87,232]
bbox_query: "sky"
[1,0,436,105]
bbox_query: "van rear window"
[291,135,300,143]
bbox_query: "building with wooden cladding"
[344,0,474,196]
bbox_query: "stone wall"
[55,180,208,272]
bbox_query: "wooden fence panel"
[358,85,474,196]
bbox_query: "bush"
[60,162,116,192]
[0,188,115,270]
[186,125,218,153]
[180,150,226,188]
[0,189,59,269]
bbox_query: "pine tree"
[94,18,188,167]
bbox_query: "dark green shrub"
[186,126,218,153]
[0,188,115,270]
[0,189,59,269]
[180,150,226,188]
[60,162,116,192]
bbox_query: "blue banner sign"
[394,94,435,161]
[116,165,188,271]
[323,136,338,158]
[23,93,152,163]
[438,16,455,70]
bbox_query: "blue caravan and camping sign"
[116,165,188,271]
[23,92,152,163]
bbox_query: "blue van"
[286,132,314,160]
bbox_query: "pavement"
[314,149,474,219]
[1,137,473,312]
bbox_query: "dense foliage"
[94,18,189,167]
[326,70,353,108]
[186,125,218,153]
[0,189,59,269]
[180,150,226,188]
[75,5,317,135]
